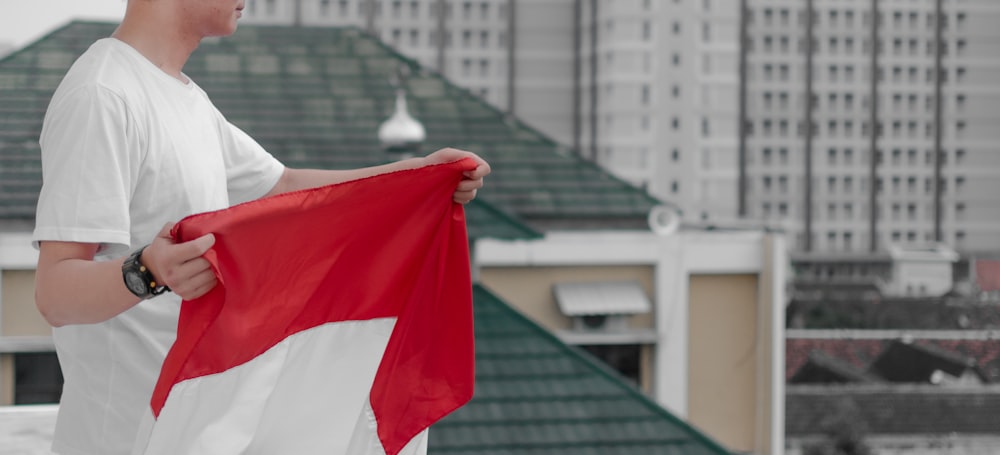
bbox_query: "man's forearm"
[35,256,142,327]
[264,157,426,197]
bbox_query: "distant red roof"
[977,259,1000,292]
[787,338,1000,383]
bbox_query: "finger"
[174,256,215,281]
[456,178,484,192]
[175,233,216,262]
[178,269,218,297]
[453,188,477,204]
[177,275,218,301]
[463,163,491,179]
[158,254,213,289]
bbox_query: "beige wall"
[480,264,656,393]
[687,273,759,453]
[2,270,47,336]
[479,265,656,330]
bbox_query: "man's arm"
[35,148,490,327]
[264,148,490,203]
[35,225,216,327]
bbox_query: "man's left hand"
[425,148,491,204]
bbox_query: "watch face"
[125,271,149,296]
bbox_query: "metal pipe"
[804,0,815,252]
[589,0,598,162]
[572,0,582,155]
[738,0,749,217]
[507,0,518,114]
[933,0,945,242]
[868,0,880,252]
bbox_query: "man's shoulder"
[58,39,145,97]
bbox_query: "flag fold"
[134,159,477,455]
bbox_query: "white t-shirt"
[33,38,285,455]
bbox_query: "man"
[32,0,490,453]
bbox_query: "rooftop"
[0,21,660,236]
[786,384,1000,436]
[786,337,1000,383]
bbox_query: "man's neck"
[112,4,201,83]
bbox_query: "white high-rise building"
[577,0,741,222]
[237,0,740,223]
[744,0,1000,254]
[238,0,1000,254]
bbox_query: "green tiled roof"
[428,285,732,455]
[0,21,659,235]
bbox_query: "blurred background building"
[239,0,1000,258]
[2,0,1000,453]
[0,17,787,455]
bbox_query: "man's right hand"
[142,223,217,301]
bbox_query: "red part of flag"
[150,159,477,455]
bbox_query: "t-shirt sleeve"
[32,84,137,255]
[218,120,284,205]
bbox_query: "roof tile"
[0,21,657,234]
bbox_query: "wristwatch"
[122,246,170,299]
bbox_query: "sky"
[0,0,125,49]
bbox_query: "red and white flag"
[131,159,478,455]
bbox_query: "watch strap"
[125,245,170,299]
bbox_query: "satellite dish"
[648,205,681,236]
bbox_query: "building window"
[14,353,63,404]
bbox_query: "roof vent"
[378,66,425,160]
